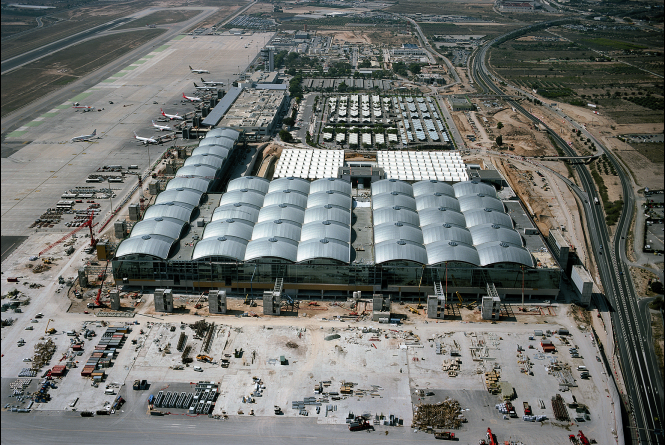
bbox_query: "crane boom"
[39,213,97,257]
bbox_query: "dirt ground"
[629,267,660,298]
[491,109,556,156]
[316,30,373,45]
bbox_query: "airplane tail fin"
[161,108,165,116]
[133,131,138,138]
[91,129,96,136]
[194,82,198,87]
[201,78,206,83]
[182,93,187,99]
[152,120,156,125]
[189,65,193,70]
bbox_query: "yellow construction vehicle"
[45,319,56,335]
[196,354,213,363]
[407,306,420,315]
[455,291,463,308]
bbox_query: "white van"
[193,366,203,372]
[577,366,587,371]
[104,389,115,395]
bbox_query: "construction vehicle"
[434,431,456,440]
[407,306,420,315]
[308,301,319,306]
[577,430,590,445]
[274,405,282,415]
[480,428,497,445]
[133,380,141,390]
[196,354,213,363]
[17,338,25,346]
[523,401,532,415]
[45,319,56,335]
[348,416,372,431]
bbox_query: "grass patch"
[6,130,28,138]
[582,38,648,51]
[1,29,165,117]
[630,142,665,164]
[651,310,664,378]
[590,162,623,226]
[114,10,202,30]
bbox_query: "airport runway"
[0,8,216,140]
[0,17,135,74]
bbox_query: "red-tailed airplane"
[182,93,202,103]
[161,109,183,120]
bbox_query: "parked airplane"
[71,129,97,142]
[193,82,216,91]
[72,104,96,110]
[189,65,209,74]
[182,93,202,102]
[200,78,224,86]
[133,131,158,145]
[152,120,171,131]
[161,109,183,120]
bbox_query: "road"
[470,24,664,444]
[1,17,135,74]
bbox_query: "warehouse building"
[112,139,562,303]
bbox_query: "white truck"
[593,197,599,204]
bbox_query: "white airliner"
[200,78,224,86]
[193,82,216,91]
[182,93,202,102]
[161,109,183,120]
[72,104,96,110]
[189,65,209,74]
[152,120,171,131]
[133,131,158,145]
[71,129,97,142]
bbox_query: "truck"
[523,402,532,415]
[348,416,372,431]
[593,197,599,204]
[434,431,456,440]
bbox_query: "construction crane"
[39,212,97,257]
[88,260,109,309]
[45,319,56,335]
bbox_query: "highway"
[470,24,664,444]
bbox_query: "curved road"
[471,23,664,445]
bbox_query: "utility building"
[208,289,227,314]
[154,289,173,313]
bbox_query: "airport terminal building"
[112,129,561,301]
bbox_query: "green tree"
[497,122,504,130]
[282,117,295,127]
[496,135,503,146]
[279,130,293,143]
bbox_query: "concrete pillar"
[109,290,120,311]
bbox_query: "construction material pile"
[286,341,299,349]
[32,338,57,369]
[412,397,463,430]
[190,320,209,338]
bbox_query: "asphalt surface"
[1,236,28,263]
[471,24,664,444]
[0,17,135,74]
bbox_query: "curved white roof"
[184,154,225,170]
[198,137,235,149]
[175,164,218,180]
[300,220,350,243]
[415,194,461,212]
[425,241,481,266]
[244,236,298,262]
[469,224,523,247]
[211,203,261,224]
[263,189,308,209]
[458,194,504,213]
[306,191,352,209]
[166,177,211,194]
[219,189,266,208]
[205,127,241,140]
[297,238,350,264]
[268,177,310,195]
[476,241,534,267]
[453,181,497,199]
[257,204,306,225]
[417,207,466,228]
[463,208,513,228]
[303,206,351,226]
[227,176,270,195]
[372,192,417,212]
[372,206,420,226]
[143,203,193,223]
[203,218,255,241]
[374,222,424,245]
[116,234,175,260]
[191,236,248,261]
[422,224,473,245]
[130,217,186,241]
[412,180,455,198]
[191,145,230,159]
[251,219,302,241]
[371,178,413,196]
[375,239,427,265]
[309,178,352,195]
[155,189,203,208]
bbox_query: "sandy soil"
[316,30,373,45]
